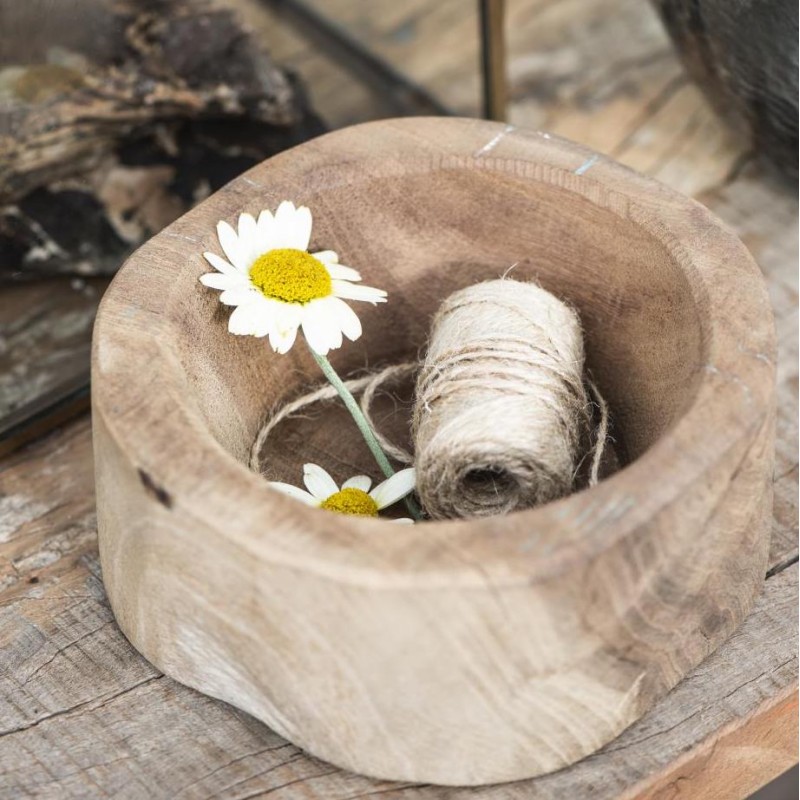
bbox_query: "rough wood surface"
[5,0,791,461]
[0,416,795,797]
[0,0,307,208]
[652,0,798,178]
[1,0,797,795]
[253,0,749,194]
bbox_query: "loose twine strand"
[249,362,416,473]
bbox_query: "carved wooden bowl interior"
[92,118,775,786]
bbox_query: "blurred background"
[0,1,797,795]
[1,0,797,454]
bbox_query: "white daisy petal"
[326,296,362,342]
[270,323,298,353]
[238,212,257,240]
[370,468,417,510]
[228,301,263,336]
[312,250,339,264]
[303,463,339,500]
[219,287,259,307]
[268,303,302,353]
[302,299,342,355]
[200,272,247,290]
[291,205,313,250]
[252,322,271,339]
[332,280,388,304]
[257,209,276,250]
[325,263,362,282]
[217,220,249,271]
[243,296,276,338]
[237,213,260,264]
[271,201,297,248]
[391,518,415,524]
[343,475,372,492]
[268,482,319,506]
[274,201,312,250]
[203,251,240,277]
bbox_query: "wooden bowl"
[92,118,776,786]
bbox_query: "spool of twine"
[412,279,593,520]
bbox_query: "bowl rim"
[92,117,776,589]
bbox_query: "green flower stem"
[310,345,421,520]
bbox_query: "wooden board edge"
[624,685,799,800]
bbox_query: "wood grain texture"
[0,278,106,420]
[695,165,799,574]
[627,690,798,800]
[652,0,799,177]
[0,417,795,797]
[90,117,775,785]
[0,0,304,206]
[1,0,797,794]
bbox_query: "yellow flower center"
[249,248,332,304]
[320,487,379,517]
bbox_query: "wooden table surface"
[1,0,797,797]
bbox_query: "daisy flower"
[200,200,387,355]
[270,464,417,523]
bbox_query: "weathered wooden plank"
[0,0,324,442]
[627,691,798,800]
[0,408,795,797]
[0,279,105,421]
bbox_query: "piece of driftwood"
[91,118,776,785]
[0,0,324,282]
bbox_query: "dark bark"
[0,0,325,282]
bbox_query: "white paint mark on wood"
[575,154,600,175]
[164,232,200,244]
[474,124,515,157]
[704,364,755,406]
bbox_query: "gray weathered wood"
[0,278,106,421]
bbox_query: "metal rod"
[264,0,453,117]
[479,0,508,121]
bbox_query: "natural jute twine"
[251,279,609,520]
[412,279,600,520]
[249,363,416,473]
